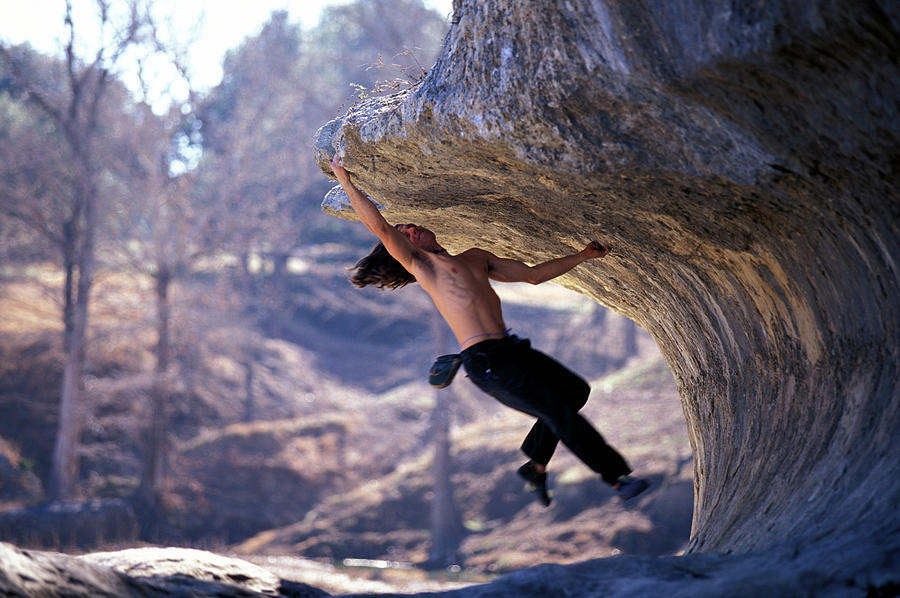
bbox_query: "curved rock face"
[314,0,899,566]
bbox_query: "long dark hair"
[349,241,416,289]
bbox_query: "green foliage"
[350,82,369,100]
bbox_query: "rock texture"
[0,542,328,598]
[312,0,900,593]
[2,539,894,597]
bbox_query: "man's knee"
[545,408,588,439]
[569,378,591,410]
[543,355,590,408]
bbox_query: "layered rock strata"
[314,0,900,584]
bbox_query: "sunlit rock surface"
[0,542,328,597]
[313,0,900,594]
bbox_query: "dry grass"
[0,265,157,344]
[0,267,63,334]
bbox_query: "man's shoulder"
[459,247,493,259]
[451,247,491,266]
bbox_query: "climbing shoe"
[517,462,552,507]
[614,476,649,501]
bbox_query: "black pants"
[460,335,630,485]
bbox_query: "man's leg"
[520,419,558,467]
[463,339,645,496]
[516,460,552,506]
[516,348,632,485]
[526,350,649,499]
[477,358,631,483]
[519,349,592,467]
[542,404,632,484]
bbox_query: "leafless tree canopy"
[0,0,452,529]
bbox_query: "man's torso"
[413,248,507,348]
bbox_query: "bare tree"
[623,317,639,359]
[0,0,163,500]
[103,90,202,537]
[0,62,72,268]
[197,11,318,297]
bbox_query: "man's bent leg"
[462,337,633,485]
[549,409,631,484]
[482,371,632,483]
[517,348,632,484]
[520,419,558,466]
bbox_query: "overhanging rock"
[314,0,900,583]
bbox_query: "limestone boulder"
[313,0,900,591]
[0,542,328,598]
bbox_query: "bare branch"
[105,0,142,66]
[1,202,64,248]
[0,46,66,127]
[64,0,82,124]
[147,8,203,109]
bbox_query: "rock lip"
[0,542,329,598]
[313,0,900,589]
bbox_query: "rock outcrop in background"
[314,0,900,592]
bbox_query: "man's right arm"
[330,154,419,271]
[330,154,390,237]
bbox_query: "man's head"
[349,223,442,290]
[349,241,416,289]
[394,223,441,252]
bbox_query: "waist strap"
[460,334,524,358]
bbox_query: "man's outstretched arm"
[330,154,418,270]
[486,242,609,285]
[330,154,390,237]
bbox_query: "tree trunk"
[427,311,463,567]
[51,347,82,500]
[272,252,289,288]
[137,267,172,540]
[429,394,463,567]
[242,358,255,423]
[151,267,172,489]
[62,217,77,343]
[239,250,255,299]
[50,172,96,501]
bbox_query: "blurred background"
[0,0,691,591]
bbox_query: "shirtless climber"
[330,154,649,505]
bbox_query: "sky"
[0,0,453,98]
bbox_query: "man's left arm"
[487,242,609,284]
